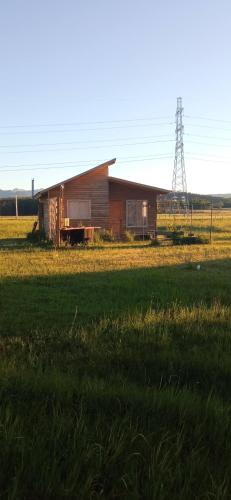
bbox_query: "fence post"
[209,203,213,243]
[190,203,193,234]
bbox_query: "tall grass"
[1,303,231,499]
[0,215,231,499]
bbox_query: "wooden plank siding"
[109,180,157,237]
[39,165,109,237]
[36,159,169,243]
[62,165,109,228]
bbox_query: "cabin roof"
[109,176,169,194]
[35,158,116,198]
[35,158,170,198]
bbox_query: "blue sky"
[1,0,231,193]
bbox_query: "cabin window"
[126,200,148,227]
[67,200,91,219]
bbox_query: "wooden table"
[60,226,100,245]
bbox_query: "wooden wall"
[38,168,163,242]
[109,181,158,236]
[39,165,109,236]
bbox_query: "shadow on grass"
[214,235,231,241]
[61,242,151,251]
[158,225,231,234]
[0,258,231,499]
[0,239,157,252]
[0,237,30,249]
[0,257,230,336]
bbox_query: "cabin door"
[109,201,123,238]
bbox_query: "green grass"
[0,216,35,240]
[0,215,231,499]
[158,209,231,245]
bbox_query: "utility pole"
[32,178,35,198]
[15,195,18,218]
[171,97,189,214]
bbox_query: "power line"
[0,113,230,130]
[1,135,230,154]
[0,134,174,149]
[0,115,172,129]
[1,132,230,151]
[186,150,231,159]
[185,156,231,164]
[4,151,230,174]
[185,115,231,124]
[1,150,230,171]
[0,155,173,173]
[2,119,230,137]
[187,140,231,148]
[186,133,231,141]
[1,152,230,174]
[0,138,175,154]
[0,152,174,170]
[0,113,231,140]
[0,122,174,136]
[185,123,231,132]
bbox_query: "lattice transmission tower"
[171,97,189,213]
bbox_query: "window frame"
[66,199,91,220]
[126,200,148,228]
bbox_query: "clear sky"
[1,0,231,194]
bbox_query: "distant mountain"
[159,191,231,209]
[188,193,231,208]
[211,194,231,199]
[0,188,41,198]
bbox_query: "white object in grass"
[196,264,201,271]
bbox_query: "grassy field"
[0,214,231,499]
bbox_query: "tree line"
[0,198,38,216]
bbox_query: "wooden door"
[109,201,123,238]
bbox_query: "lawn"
[0,214,231,499]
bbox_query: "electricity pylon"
[171,97,189,213]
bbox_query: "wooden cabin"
[35,158,169,244]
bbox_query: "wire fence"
[157,205,231,245]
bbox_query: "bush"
[150,238,160,247]
[123,230,134,242]
[27,227,54,247]
[166,230,184,239]
[173,235,209,245]
[27,229,41,243]
[98,229,115,242]
[27,222,41,243]
[134,233,152,241]
[93,230,103,244]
